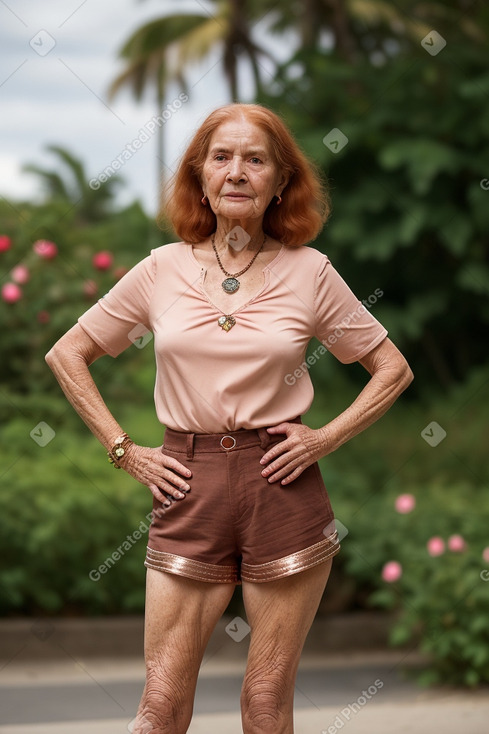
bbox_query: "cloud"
[0,0,230,214]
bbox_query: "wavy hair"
[160,103,330,246]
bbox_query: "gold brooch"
[218,315,236,331]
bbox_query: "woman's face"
[201,117,287,225]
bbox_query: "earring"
[201,195,208,206]
[276,195,282,206]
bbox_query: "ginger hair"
[160,103,330,246]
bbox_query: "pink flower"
[382,561,402,582]
[482,547,489,564]
[0,235,11,252]
[33,239,58,259]
[1,282,22,303]
[83,279,98,297]
[92,251,113,271]
[448,534,466,553]
[37,310,50,324]
[395,493,416,514]
[113,266,128,280]
[11,264,30,284]
[427,536,445,556]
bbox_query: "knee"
[138,663,192,733]
[241,671,291,732]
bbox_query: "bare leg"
[132,568,236,734]
[240,559,333,734]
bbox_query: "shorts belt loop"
[258,427,270,450]
[186,433,195,460]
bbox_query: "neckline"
[186,241,286,316]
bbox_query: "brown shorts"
[144,418,341,584]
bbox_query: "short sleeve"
[314,256,388,364]
[77,251,155,357]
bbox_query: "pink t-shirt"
[78,242,387,433]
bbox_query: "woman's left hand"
[259,422,328,485]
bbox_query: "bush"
[315,363,489,687]
[0,182,161,611]
[259,41,489,397]
[0,197,161,394]
[0,405,154,615]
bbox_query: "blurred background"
[1,0,489,691]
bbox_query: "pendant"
[222,277,240,294]
[218,315,236,332]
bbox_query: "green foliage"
[0,365,163,614]
[258,39,489,396]
[0,425,150,615]
[22,145,123,222]
[0,188,161,394]
[0,154,163,611]
[313,363,489,687]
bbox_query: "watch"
[107,433,131,468]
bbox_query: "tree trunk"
[301,0,321,46]
[226,0,245,100]
[322,0,357,63]
[156,81,165,200]
[421,329,454,391]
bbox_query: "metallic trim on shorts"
[144,546,238,583]
[240,532,341,583]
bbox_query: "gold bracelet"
[107,433,132,469]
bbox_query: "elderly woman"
[46,103,413,734]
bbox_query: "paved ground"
[2,652,489,733]
[1,616,488,733]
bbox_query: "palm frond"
[22,164,71,200]
[108,57,165,101]
[46,145,86,194]
[117,14,208,59]
[175,17,226,68]
[348,0,431,39]
[108,14,209,101]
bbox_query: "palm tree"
[23,145,121,223]
[108,13,207,191]
[255,0,483,63]
[108,1,272,191]
[175,0,270,101]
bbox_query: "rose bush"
[1,234,116,392]
[0,193,164,613]
[0,196,160,394]
[312,362,489,687]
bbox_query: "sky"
[0,0,285,215]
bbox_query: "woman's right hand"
[44,327,192,507]
[119,443,192,505]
